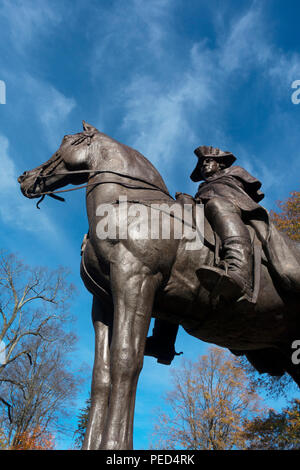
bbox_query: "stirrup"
[144,336,183,365]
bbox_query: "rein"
[34,169,174,208]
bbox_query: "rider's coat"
[195,165,265,215]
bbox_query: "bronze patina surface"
[18,123,300,449]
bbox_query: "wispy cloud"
[0,69,76,150]
[24,75,76,148]
[0,0,77,149]
[0,0,62,53]
[0,134,62,238]
[121,75,208,165]
[105,2,300,203]
[91,0,173,73]
[217,7,272,73]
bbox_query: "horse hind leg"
[82,295,113,450]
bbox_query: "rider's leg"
[144,319,181,365]
[197,197,253,300]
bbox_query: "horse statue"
[18,122,300,450]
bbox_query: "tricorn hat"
[190,145,236,182]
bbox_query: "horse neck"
[93,134,167,183]
[86,133,171,204]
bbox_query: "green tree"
[242,399,300,449]
[74,397,91,449]
[151,347,261,450]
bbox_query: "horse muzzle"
[18,172,42,199]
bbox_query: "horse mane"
[75,129,171,196]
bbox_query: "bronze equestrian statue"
[18,122,300,450]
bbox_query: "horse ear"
[82,121,99,133]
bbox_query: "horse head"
[18,121,99,200]
[18,121,171,208]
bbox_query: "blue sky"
[0,0,300,449]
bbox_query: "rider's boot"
[197,236,253,302]
[144,320,182,365]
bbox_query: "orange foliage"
[12,425,55,450]
[270,191,300,241]
[152,347,262,450]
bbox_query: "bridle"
[26,137,202,237]
[26,132,173,208]
[32,167,203,237]
[31,158,174,208]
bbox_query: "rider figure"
[191,145,264,302]
[145,145,265,364]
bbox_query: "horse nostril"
[18,171,29,183]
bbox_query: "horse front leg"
[100,252,160,450]
[82,295,113,450]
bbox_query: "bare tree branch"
[0,251,81,448]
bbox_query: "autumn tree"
[242,399,300,449]
[151,347,261,450]
[1,333,81,448]
[11,425,55,450]
[270,191,300,241]
[0,251,81,448]
[0,427,7,449]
